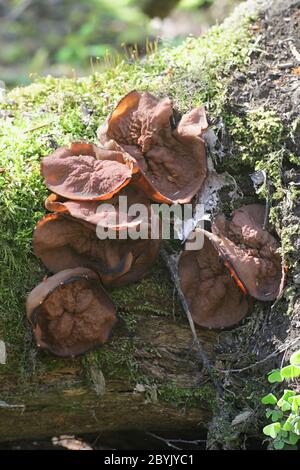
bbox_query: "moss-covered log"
[0,0,299,448]
[0,319,212,441]
[0,259,216,441]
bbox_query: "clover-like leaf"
[278,389,296,403]
[261,393,277,405]
[271,410,283,422]
[290,350,300,366]
[286,432,299,445]
[263,422,281,439]
[273,439,285,450]
[282,416,294,432]
[288,395,300,406]
[280,365,300,380]
[268,369,283,383]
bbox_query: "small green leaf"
[280,365,300,380]
[290,350,300,366]
[263,422,281,439]
[271,410,283,422]
[273,439,285,450]
[287,432,299,445]
[288,394,300,405]
[266,408,273,418]
[277,390,296,411]
[278,390,296,404]
[282,417,293,432]
[290,399,299,413]
[290,415,300,426]
[261,393,277,405]
[294,420,300,436]
[268,369,283,383]
[280,401,292,412]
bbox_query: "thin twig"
[170,437,206,445]
[146,432,205,450]
[263,174,270,231]
[146,433,181,450]
[160,246,223,396]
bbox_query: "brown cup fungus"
[179,235,249,329]
[28,91,285,354]
[45,185,152,231]
[26,267,117,357]
[207,204,285,301]
[98,90,208,204]
[33,213,160,288]
[41,142,136,201]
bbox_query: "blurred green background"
[0,0,240,88]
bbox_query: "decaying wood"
[0,312,216,442]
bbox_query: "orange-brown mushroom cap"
[45,185,151,231]
[26,267,117,357]
[207,204,285,301]
[33,213,160,288]
[178,235,249,329]
[41,142,135,201]
[98,90,208,204]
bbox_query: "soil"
[228,0,300,155]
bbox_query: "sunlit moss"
[159,382,217,409]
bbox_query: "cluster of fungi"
[26,90,285,357]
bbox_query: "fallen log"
[0,0,299,449]
[0,263,215,440]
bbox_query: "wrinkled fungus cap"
[45,185,151,231]
[26,267,117,357]
[178,235,249,329]
[41,142,135,201]
[33,213,160,288]
[208,204,284,301]
[98,90,208,204]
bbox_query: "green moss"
[79,261,183,385]
[0,4,255,376]
[281,225,299,257]
[220,109,284,181]
[222,108,299,198]
[111,261,182,319]
[218,107,300,264]
[159,382,217,409]
[280,223,300,268]
[82,337,140,381]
